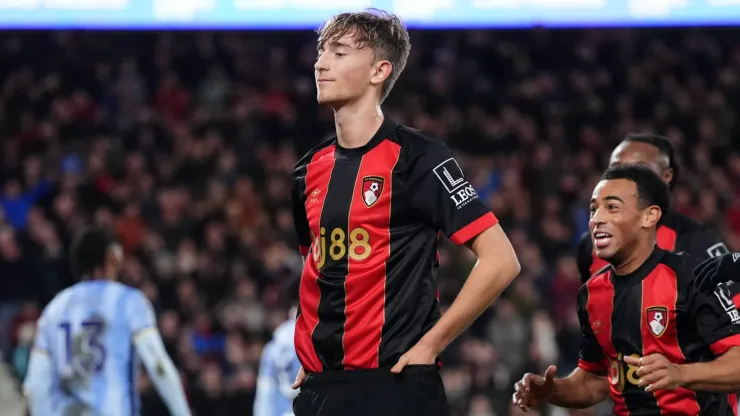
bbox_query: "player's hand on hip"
[292,367,306,389]
[512,365,557,412]
[390,342,437,374]
[626,354,684,392]
[693,253,740,292]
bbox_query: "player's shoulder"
[294,136,336,175]
[391,123,451,156]
[657,249,703,282]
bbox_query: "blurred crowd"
[0,28,740,416]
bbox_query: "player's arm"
[292,166,312,259]
[576,232,594,284]
[678,282,740,393]
[23,315,54,416]
[128,291,190,416]
[549,289,609,408]
[681,226,729,260]
[406,143,520,357]
[254,342,279,416]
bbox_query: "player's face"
[314,33,388,107]
[609,142,673,186]
[589,179,661,263]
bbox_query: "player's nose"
[314,55,329,72]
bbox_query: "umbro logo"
[733,252,740,263]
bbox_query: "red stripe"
[449,212,498,245]
[586,273,629,415]
[342,140,401,369]
[641,264,701,414]
[730,394,738,416]
[589,225,677,276]
[656,225,677,251]
[298,245,309,256]
[294,145,335,373]
[710,334,740,355]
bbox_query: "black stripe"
[378,158,441,367]
[312,152,361,370]
[612,281,661,414]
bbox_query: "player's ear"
[369,59,392,88]
[663,168,674,187]
[642,205,662,229]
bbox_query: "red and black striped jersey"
[578,248,740,415]
[291,119,498,373]
[577,208,728,284]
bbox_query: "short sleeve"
[126,290,157,338]
[292,170,312,257]
[691,282,740,355]
[407,144,498,245]
[576,289,607,374]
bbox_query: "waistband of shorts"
[303,365,439,386]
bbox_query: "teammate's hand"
[390,342,437,374]
[693,253,740,292]
[292,367,306,389]
[625,354,685,392]
[512,365,557,412]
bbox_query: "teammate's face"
[589,179,661,264]
[609,142,673,186]
[314,33,391,107]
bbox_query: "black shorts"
[293,365,449,416]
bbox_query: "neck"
[333,95,384,149]
[614,235,656,275]
[89,269,115,281]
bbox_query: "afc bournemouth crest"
[646,306,668,337]
[362,176,384,207]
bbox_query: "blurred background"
[1,2,740,416]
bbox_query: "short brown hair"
[317,8,411,102]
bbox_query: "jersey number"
[312,227,371,268]
[609,353,640,392]
[59,320,107,375]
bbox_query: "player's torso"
[296,140,440,371]
[585,261,732,415]
[45,282,139,415]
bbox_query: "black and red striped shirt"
[577,209,728,284]
[577,248,740,415]
[291,119,497,373]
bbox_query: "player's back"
[39,280,149,416]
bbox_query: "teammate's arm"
[681,227,728,260]
[678,281,740,393]
[128,291,190,416]
[515,288,609,409]
[23,315,54,416]
[401,144,520,362]
[576,232,594,284]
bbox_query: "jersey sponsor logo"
[609,353,641,392]
[707,242,730,258]
[361,176,384,208]
[433,157,468,193]
[449,184,479,209]
[714,283,740,324]
[646,306,668,337]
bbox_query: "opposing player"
[291,8,520,416]
[23,228,190,416]
[254,280,301,416]
[577,133,727,283]
[514,165,740,414]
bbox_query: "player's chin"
[594,246,617,262]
